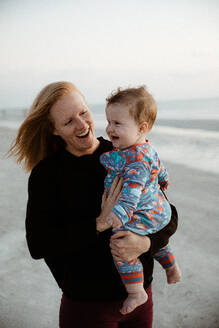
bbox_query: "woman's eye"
[115,122,120,125]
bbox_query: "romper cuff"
[112,205,129,225]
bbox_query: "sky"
[0,0,219,107]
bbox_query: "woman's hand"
[96,177,122,232]
[110,230,151,262]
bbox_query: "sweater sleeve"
[25,163,98,260]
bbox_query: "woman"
[9,81,177,328]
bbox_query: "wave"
[150,128,219,175]
[1,117,218,174]
[152,126,219,139]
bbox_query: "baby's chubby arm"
[97,161,149,232]
[112,161,148,225]
[158,160,169,190]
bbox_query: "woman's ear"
[53,128,59,136]
[139,122,149,135]
[52,123,59,136]
[49,116,59,136]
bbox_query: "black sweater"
[25,137,177,301]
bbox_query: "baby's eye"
[80,111,87,116]
[115,121,120,125]
[64,119,72,126]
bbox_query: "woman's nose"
[76,117,86,129]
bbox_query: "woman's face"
[50,91,99,156]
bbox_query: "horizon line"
[0,95,219,110]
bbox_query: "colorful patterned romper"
[100,141,176,286]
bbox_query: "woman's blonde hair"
[8,81,79,172]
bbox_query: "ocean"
[1,97,219,174]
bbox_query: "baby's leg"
[154,245,181,284]
[114,258,148,315]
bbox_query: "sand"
[0,127,219,328]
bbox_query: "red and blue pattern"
[100,141,175,285]
[100,141,171,235]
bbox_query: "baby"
[97,86,181,315]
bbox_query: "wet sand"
[0,127,219,328]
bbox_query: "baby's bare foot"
[166,262,181,284]
[120,290,148,315]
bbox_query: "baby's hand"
[108,212,123,230]
[96,212,123,232]
[96,216,112,232]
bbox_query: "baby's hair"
[106,86,157,130]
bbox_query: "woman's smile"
[76,128,90,138]
[50,91,99,156]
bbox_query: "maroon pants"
[59,285,153,328]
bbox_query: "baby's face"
[105,103,146,150]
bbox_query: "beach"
[0,126,219,328]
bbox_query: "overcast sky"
[0,0,219,107]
